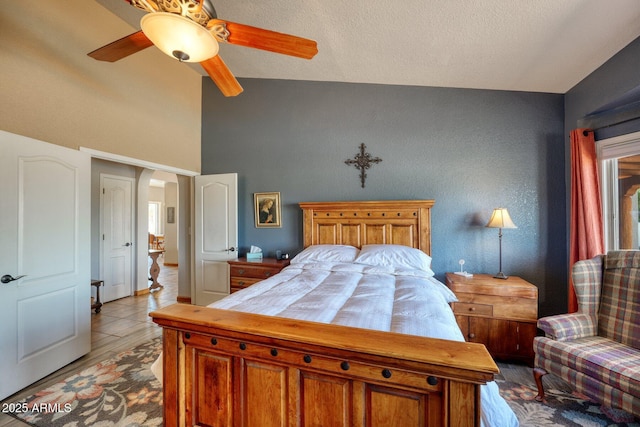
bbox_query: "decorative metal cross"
[344,143,382,188]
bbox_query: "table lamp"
[486,208,517,279]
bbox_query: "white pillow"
[290,245,360,264]
[354,244,432,272]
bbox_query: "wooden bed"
[151,200,498,427]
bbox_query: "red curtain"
[569,128,604,312]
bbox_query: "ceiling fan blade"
[200,55,244,97]
[88,31,153,62]
[211,20,318,59]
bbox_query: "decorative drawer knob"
[184,333,191,339]
[239,343,247,350]
[340,361,350,371]
[238,269,245,274]
[469,333,476,339]
[427,376,438,386]
[265,272,271,277]
[211,338,218,345]
[270,348,278,357]
[382,369,392,378]
[469,307,476,311]
[303,355,312,363]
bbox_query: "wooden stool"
[91,279,103,313]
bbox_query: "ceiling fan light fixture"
[140,12,219,63]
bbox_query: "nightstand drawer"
[451,302,493,317]
[230,265,277,279]
[231,277,262,292]
[228,258,290,294]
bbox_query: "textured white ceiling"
[95,0,640,94]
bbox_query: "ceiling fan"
[88,0,318,97]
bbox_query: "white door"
[0,130,90,400]
[101,175,134,302]
[194,173,238,306]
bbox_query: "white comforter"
[209,261,519,427]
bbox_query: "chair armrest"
[537,313,597,341]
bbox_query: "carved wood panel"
[240,360,288,427]
[187,349,232,427]
[300,200,433,255]
[300,372,351,426]
[366,384,434,426]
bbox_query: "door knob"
[1,274,26,284]
[226,247,236,252]
[124,242,132,247]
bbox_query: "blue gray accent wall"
[202,80,565,316]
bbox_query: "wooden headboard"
[299,200,434,256]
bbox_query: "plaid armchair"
[533,250,640,418]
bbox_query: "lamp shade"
[140,12,219,63]
[485,208,517,229]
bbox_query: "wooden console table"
[91,279,103,313]
[148,249,164,291]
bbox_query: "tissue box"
[246,252,263,261]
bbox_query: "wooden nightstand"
[228,258,290,293]
[445,273,538,363]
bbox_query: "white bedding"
[213,261,462,339]
[209,256,519,427]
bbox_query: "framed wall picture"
[166,206,175,224]
[254,192,281,228]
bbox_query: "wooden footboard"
[151,304,498,427]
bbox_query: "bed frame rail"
[152,304,497,427]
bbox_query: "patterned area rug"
[8,338,163,427]
[7,337,639,427]
[497,379,639,427]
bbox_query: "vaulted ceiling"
[93,0,640,94]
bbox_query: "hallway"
[91,261,178,348]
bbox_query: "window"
[598,130,640,250]
[148,201,162,235]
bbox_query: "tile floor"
[90,260,179,348]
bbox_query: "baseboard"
[163,263,178,267]
[135,288,150,296]
[177,296,191,304]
